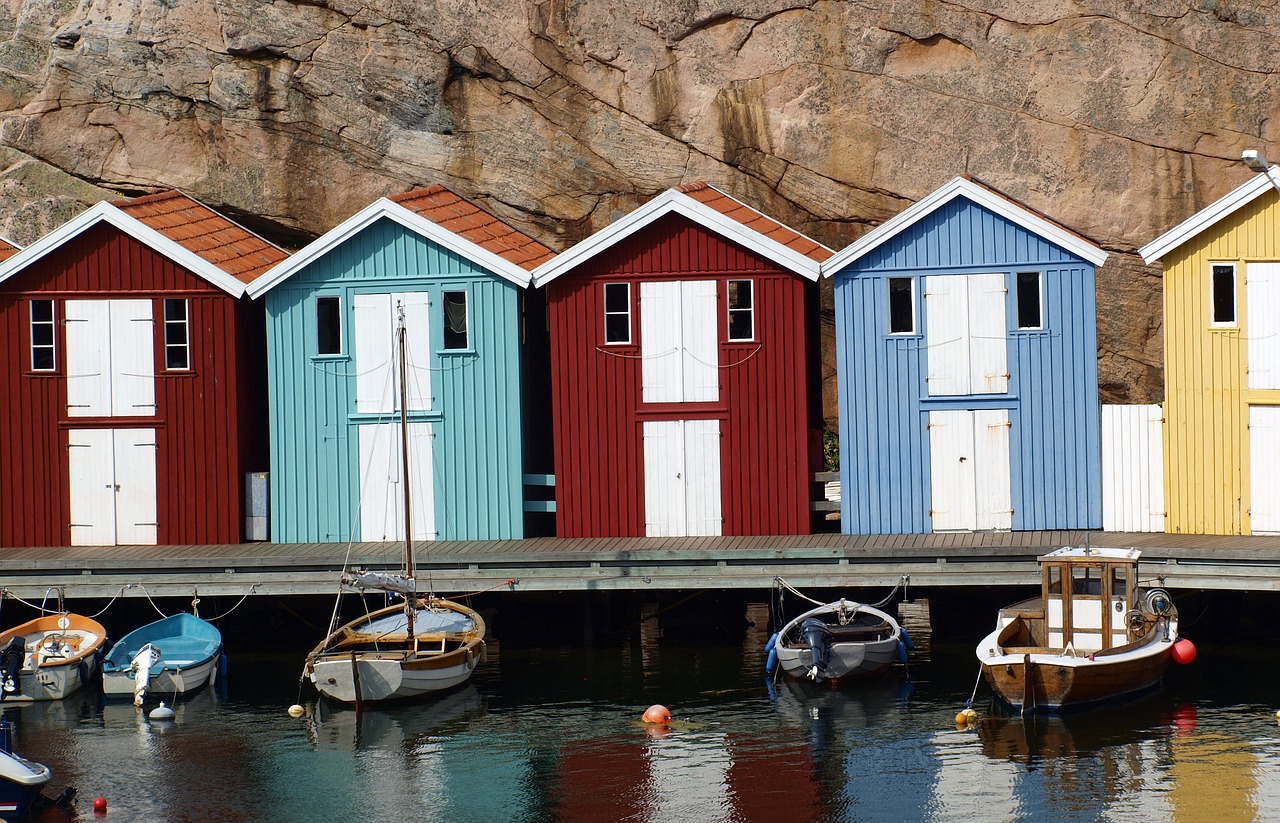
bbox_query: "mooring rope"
[201,585,259,622]
[965,666,984,708]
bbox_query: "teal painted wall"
[263,217,525,542]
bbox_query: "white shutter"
[112,428,158,545]
[683,419,722,536]
[353,294,395,414]
[1102,404,1165,532]
[1248,263,1280,390]
[1250,406,1280,533]
[109,300,156,417]
[65,301,112,418]
[643,420,684,535]
[400,292,432,411]
[406,421,436,540]
[68,429,116,545]
[968,274,1009,394]
[359,422,435,542]
[681,281,720,402]
[973,409,1012,530]
[928,410,977,531]
[641,282,682,403]
[925,276,970,396]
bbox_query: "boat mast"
[397,303,415,639]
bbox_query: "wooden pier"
[3,531,1280,600]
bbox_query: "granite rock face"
[1,0,1274,418]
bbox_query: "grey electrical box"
[245,472,268,541]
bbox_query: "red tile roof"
[0,237,17,263]
[113,190,288,284]
[390,186,555,271]
[677,182,833,263]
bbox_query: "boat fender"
[1172,638,1196,665]
[765,646,778,675]
[896,641,908,664]
[78,659,89,686]
[900,628,914,652]
[764,632,778,654]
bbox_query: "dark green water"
[3,597,1278,822]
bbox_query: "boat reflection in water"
[305,684,485,751]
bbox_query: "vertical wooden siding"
[548,214,818,537]
[0,223,256,547]
[834,198,1101,534]
[1161,194,1280,534]
[265,218,525,543]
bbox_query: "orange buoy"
[642,704,671,724]
[1172,638,1197,665]
[93,796,107,814]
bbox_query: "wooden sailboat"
[303,303,486,704]
[976,547,1180,714]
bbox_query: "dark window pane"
[165,347,189,370]
[1017,272,1041,328]
[30,300,52,323]
[31,323,53,347]
[888,277,913,333]
[32,347,54,371]
[605,314,630,343]
[728,312,752,340]
[163,299,186,322]
[1047,565,1062,594]
[1112,566,1127,598]
[728,280,751,310]
[316,296,341,355]
[443,291,468,349]
[604,283,629,313]
[1212,265,1235,323]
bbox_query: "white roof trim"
[247,198,534,298]
[0,201,248,297]
[1138,174,1272,264]
[821,176,1109,276]
[530,187,825,286]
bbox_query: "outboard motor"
[0,638,24,698]
[800,618,832,681]
[131,644,162,707]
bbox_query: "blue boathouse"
[822,176,1108,534]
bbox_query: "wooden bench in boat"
[827,622,893,641]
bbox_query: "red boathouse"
[532,183,832,537]
[0,191,287,547]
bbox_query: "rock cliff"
[1,0,1274,418]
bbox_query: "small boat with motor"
[0,611,107,703]
[768,598,908,685]
[975,547,1192,714]
[101,613,223,706]
[0,716,71,822]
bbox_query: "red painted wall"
[547,214,821,537]
[0,223,266,547]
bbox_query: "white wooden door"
[640,281,718,403]
[354,293,431,414]
[929,409,1011,531]
[358,422,435,542]
[1250,406,1280,534]
[1101,404,1165,532]
[1248,263,1280,390]
[64,299,155,418]
[68,428,157,546]
[643,419,722,536]
[925,275,1007,396]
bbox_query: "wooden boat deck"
[2,530,1280,598]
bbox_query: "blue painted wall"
[264,217,525,542]
[831,196,1101,533]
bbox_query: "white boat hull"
[0,615,108,703]
[774,600,904,683]
[101,655,219,698]
[309,644,483,703]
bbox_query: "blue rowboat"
[101,613,223,706]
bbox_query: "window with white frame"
[30,299,55,371]
[316,295,342,355]
[603,282,631,344]
[1211,263,1236,326]
[887,277,915,334]
[1016,272,1042,329]
[163,298,189,370]
[442,290,469,350]
[727,279,754,340]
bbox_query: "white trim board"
[0,201,249,297]
[247,198,534,298]
[821,176,1109,276]
[1138,174,1273,264]
[530,187,826,287]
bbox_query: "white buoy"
[149,701,175,721]
[287,704,304,717]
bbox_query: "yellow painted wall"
[1163,191,1280,534]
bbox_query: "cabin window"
[1071,565,1101,596]
[1111,566,1127,598]
[163,299,190,370]
[1047,565,1062,595]
[603,282,631,344]
[1016,272,1042,329]
[887,277,915,334]
[30,299,55,371]
[1211,264,1236,326]
[727,279,754,341]
[442,291,469,350]
[316,296,342,355]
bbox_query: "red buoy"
[642,704,671,724]
[93,796,107,814]
[1172,638,1196,665]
